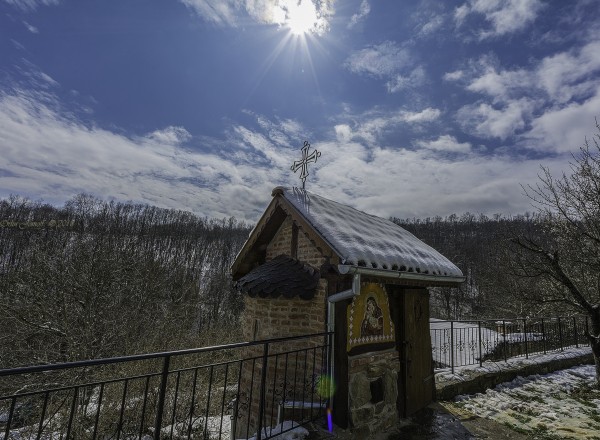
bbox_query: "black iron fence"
[431,316,589,373]
[0,332,333,440]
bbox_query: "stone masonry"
[235,216,329,437]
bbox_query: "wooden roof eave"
[274,193,341,268]
[231,196,285,280]
[231,190,342,280]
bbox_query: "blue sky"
[1,0,599,221]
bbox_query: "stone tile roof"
[278,187,463,278]
[236,255,320,300]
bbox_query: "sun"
[283,0,319,36]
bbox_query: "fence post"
[256,342,270,440]
[503,320,507,362]
[558,317,564,351]
[573,316,578,348]
[523,318,528,359]
[541,318,546,354]
[154,355,171,440]
[450,321,455,374]
[478,321,483,367]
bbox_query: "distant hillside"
[0,194,252,368]
[393,213,554,320]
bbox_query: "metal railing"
[431,316,589,373]
[0,332,333,440]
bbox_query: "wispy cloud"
[3,0,59,11]
[22,21,39,33]
[523,87,600,153]
[0,89,274,220]
[348,0,370,29]
[179,0,334,34]
[345,41,411,77]
[178,0,238,26]
[417,135,471,153]
[457,99,534,140]
[387,66,426,93]
[344,41,424,93]
[334,107,441,145]
[0,85,579,221]
[315,138,569,220]
[147,126,192,145]
[419,14,444,36]
[448,39,600,148]
[454,0,544,39]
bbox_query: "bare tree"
[0,194,251,369]
[512,119,600,386]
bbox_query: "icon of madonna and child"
[360,296,384,337]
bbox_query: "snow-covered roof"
[279,187,463,279]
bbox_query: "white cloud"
[178,0,238,25]
[419,14,444,36]
[455,0,543,39]
[3,0,58,11]
[443,70,464,81]
[348,0,370,29]
[418,135,471,153]
[22,21,39,34]
[344,41,411,78]
[460,42,600,105]
[466,66,529,103]
[0,89,287,221]
[524,87,600,153]
[452,39,600,150]
[454,4,470,25]
[457,99,534,140]
[315,139,571,220]
[0,87,580,222]
[333,107,441,146]
[253,114,306,148]
[536,40,600,103]
[387,66,426,93]
[334,124,352,142]
[147,126,192,145]
[179,0,333,34]
[345,41,424,93]
[401,107,441,123]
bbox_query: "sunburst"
[284,0,318,36]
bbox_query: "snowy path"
[448,364,600,439]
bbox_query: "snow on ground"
[450,364,600,439]
[435,346,592,385]
[158,417,308,440]
[245,421,309,440]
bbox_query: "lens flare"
[316,374,336,398]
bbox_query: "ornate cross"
[291,141,321,189]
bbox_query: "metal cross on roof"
[291,141,321,190]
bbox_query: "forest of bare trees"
[0,192,583,370]
[394,213,562,320]
[0,194,251,369]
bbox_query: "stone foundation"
[348,350,400,437]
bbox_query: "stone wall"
[348,349,400,437]
[235,215,329,437]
